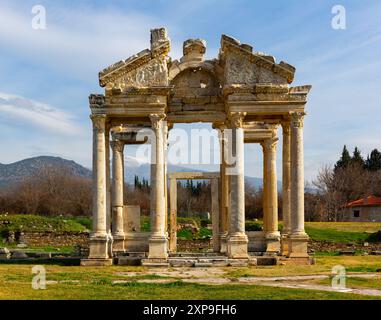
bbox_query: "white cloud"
[0,3,167,81]
[0,92,80,135]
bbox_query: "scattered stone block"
[338,250,356,256]
[0,248,10,260]
[11,251,29,259]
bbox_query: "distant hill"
[0,156,282,190]
[0,156,92,187]
[124,161,279,189]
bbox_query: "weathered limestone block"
[123,205,141,232]
[0,248,10,260]
[246,231,266,252]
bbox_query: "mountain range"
[0,156,277,189]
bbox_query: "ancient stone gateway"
[81,28,312,266]
[168,172,220,253]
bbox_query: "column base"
[265,231,280,254]
[287,233,309,258]
[220,233,228,254]
[227,233,248,259]
[87,233,111,260]
[280,233,290,256]
[112,234,125,253]
[148,235,168,260]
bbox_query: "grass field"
[1,255,381,300]
[0,216,381,300]
[305,222,381,243]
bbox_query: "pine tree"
[365,149,381,171]
[334,145,351,171]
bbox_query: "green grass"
[0,264,379,300]
[0,214,89,234]
[305,227,369,243]
[304,222,381,243]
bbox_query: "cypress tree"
[334,145,351,171]
[365,149,381,171]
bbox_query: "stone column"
[262,137,280,254]
[227,113,248,259]
[281,120,291,255]
[211,178,220,252]
[82,114,112,265]
[111,139,125,252]
[105,124,113,258]
[217,125,229,253]
[164,124,169,235]
[288,112,309,260]
[262,142,268,233]
[148,114,168,260]
[169,178,177,252]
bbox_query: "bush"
[366,230,381,243]
[245,221,263,231]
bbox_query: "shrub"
[366,230,381,243]
[245,221,263,231]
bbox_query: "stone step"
[194,262,213,267]
[169,259,196,267]
[255,256,278,266]
[118,256,142,266]
[141,259,170,268]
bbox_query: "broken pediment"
[98,27,298,97]
[98,27,170,91]
[219,34,295,85]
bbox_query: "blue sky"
[0,0,380,181]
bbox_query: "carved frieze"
[112,58,168,90]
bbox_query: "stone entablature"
[81,27,312,267]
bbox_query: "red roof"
[346,195,381,207]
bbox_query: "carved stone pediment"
[220,34,295,85]
[92,27,311,121]
[99,28,170,90]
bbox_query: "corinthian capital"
[261,138,278,153]
[230,112,246,128]
[291,112,305,128]
[149,113,166,130]
[90,114,106,132]
[110,140,124,153]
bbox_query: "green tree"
[334,145,351,171]
[365,149,381,171]
[351,147,365,167]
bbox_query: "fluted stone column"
[217,125,229,253]
[288,112,309,259]
[211,178,220,252]
[148,114,168,260]
[82,114,112,265]
[169,178,177,252]
[262,137,280,254]
[281,121,291,255]
[105,124,113,258]
[111,139,125,252]
[227,113,248,259]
